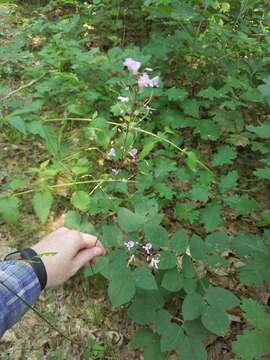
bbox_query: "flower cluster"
[124,240,160,269]
[123,57,160,90]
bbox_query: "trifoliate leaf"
[32,190,53,224]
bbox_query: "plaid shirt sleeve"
[0,260,41,338]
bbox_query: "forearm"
[0,260,41,337]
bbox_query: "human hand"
[31,227,106,288]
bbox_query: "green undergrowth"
[1,0,270,359]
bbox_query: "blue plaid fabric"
[0,260,41,337]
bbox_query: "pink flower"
[138,73,151,89]
[125,240,135,251]
[123,58,141,74]
[138,73,160,90]
[108,148,116,157]
[142,243,153,255]
[129,148,138,159]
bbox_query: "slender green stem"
[1,179,135,199]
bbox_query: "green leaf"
[205,287,240,310]
[171,229,189,254]
[179,336,207,360]
[126,297,156,325]
[232,330,270,360]
[198,86,224,100]
[224,195,259,215]
[190,184,209,202]
[182,292,206,321]
[195,120,221,141]
[8,177,28,190]
[201,305,229,336]
[219,170,238,193]
[183,320,210,341]
[158,251,177,269]
[247,123,270,138]
[154,309,171,335]
[0,196,20,224]
[200,201,224,231]
[254,167,270,180]
[183,277,197,294]
[241,299,270,330]
[131,329,165,359]
[190,234,208,260]
[108,271,136,307]
[212,145,237,166]
[205,232,230,252]
[175,203,200,224]
[160,323,184,352]
[71,191,90,212]
[182,254,197,279]
[144,224,168,248]
[139,141,157,160]
[133,267,158,290]
[130,329,156,349]
[182,99,199,118]
[32,190,53,224]
[117,207,144,232]
[166,87,188,102]
[162,268,183,292]
[9,117,27,135]
[186,151,199,172]
[102,225,123,246]
[64,210,82,230]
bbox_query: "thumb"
[73,246,104,271]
